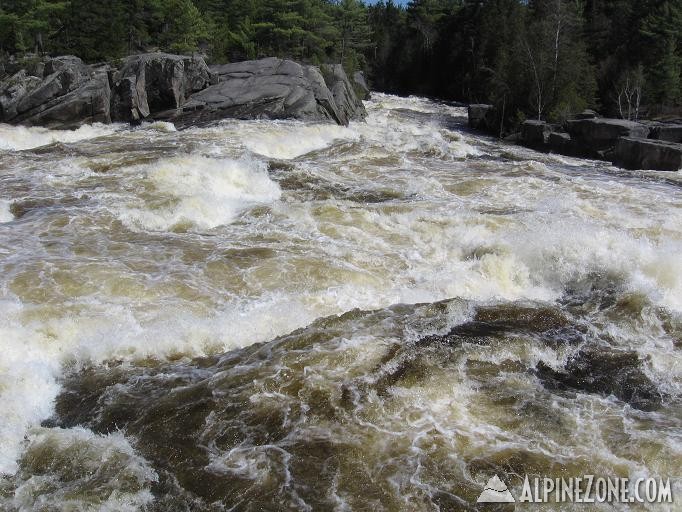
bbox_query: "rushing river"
[0,94,680,511]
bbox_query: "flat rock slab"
[566,118,650,155]
[614,137,682,171]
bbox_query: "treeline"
[369,0,682,126]
[0,0,371,70]
[1,0,681,125]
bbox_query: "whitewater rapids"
[0,94,680,511]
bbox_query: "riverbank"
[468,104,682,172]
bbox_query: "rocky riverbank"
[468,104,682,171]
[0,53,368,130]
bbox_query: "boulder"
[110,52,213,123]
[352,70,370,100]
[565,118,650,156]
[0,56,111,129]
[548,131,574,155]
[468,104,495,132]
[521,120,550,147]
[613,137,682,171]
[165,57,366,127]
[649,124,682,143]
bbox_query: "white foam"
[8,427,156,511]
[0,123,120,151]
[0,200,14,223]
[243,121,355,159]
[118,154,281,231]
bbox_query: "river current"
[0,94,680,511]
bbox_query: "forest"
[1,0,681,130]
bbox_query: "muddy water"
[0,94,680,511]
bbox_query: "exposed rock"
[521,120,550,147]
[565,118,649,157]
[0,56,111,129]
[574,109,597,120]
[165,57,366,127]
[0,70,43,121]
[468,104,495,132]
[649,124,682,143]
[321,63,366,124]
[352,70,370,100]
[613,137,682,171]
[546,131,584,157]
[110,53,213,123]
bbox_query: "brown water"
[0,94,680,511]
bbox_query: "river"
[0,94,680,511]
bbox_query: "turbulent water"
[0,94,680,511]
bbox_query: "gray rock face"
[0,54,365,130]
[167,58,366,127]
[0,56,111,128]
[110,53,213,123]
[548,131,574,155]
[521,120,550,147]
[352,70,370,100]
[565,118,650,156]
[614,137,682,171]
[649,124,682,143]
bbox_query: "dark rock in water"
[110,53,213,123]
[419,303,575,345]
[614,136,682,171]
[565,118,650,157]
[649,123,682,143]
[521,120,550,148]
[535,349,662,411]
[352,70,370,100]
[165,57,366,127]
[548,131,574,155]
[0,55,111,128]
[468,104,495,132]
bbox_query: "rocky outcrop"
[1,53,366,130]
[521,120,550,148]
[352,70,370,100]
[0,56,111,128]
[614,137,682,171]
[467,104,495,133]
[110,53,214,123]
[649,124,682,143]
[565,118,649,157]
[165,58,366,127]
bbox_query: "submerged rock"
[535,349,663,411]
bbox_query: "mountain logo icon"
[476,474,516,503]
